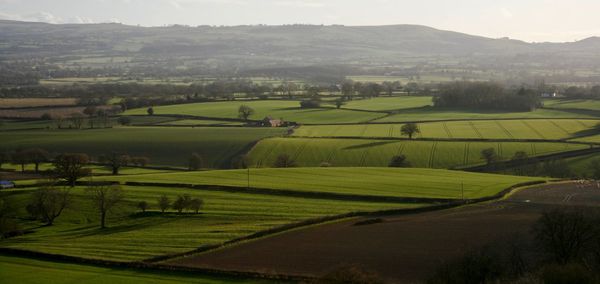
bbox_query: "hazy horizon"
[1,0,600,43]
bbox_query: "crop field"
[341,96,433,111]
[373,107,598,123]
[292,119,598,140]
[124,100,386,124]
[248,138,586,168]
[571,134,600,143]
[0,127,285,168]
[101,168,542,200]
[0,255,263,284]
[0,98,78,108]
[0,185,413,261]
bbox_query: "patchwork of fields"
[0,184,419,261]
[292,119,599,140]
[124,100,387,124]
[0,127,285,167]
[248,138,586,168]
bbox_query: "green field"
[124,100,386,124]
[0,127,285,168]
[292,119,598,140]
[99,168,542,200]
[248,138,585,169]
[0,255,262,284]
[341,96,433,112]
[0,185,414,261]
[157,119,244,126]
[543,99,600,111]
[373,107,597,123]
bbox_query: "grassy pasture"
[0,185,412,261]
[124,100,386,124]
[341,96,433,112]
[543,99,600,111]
[248,138,586,169]
[99,168,541,200]
[374,107,598,123]
[0,127,285,168]
[292,119,599,140]
[0,255,264,284]
[157,119,244,126]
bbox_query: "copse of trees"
[433,82,541,111]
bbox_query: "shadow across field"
[167,182,600,283]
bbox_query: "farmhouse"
[541,92,559,98]
[0,180,15,189]
[260,116,285,127]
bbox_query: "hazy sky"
[1,0,599,42]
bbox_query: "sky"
[1,0,599,43]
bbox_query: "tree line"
[433,81,541,111]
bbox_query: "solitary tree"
[137,201,149,213]
[53,153,90,187]
[157,195,170,213]
[189,198,203,214]
[401,123,420,139]
[238,105,255,121]
[188,153,204,170]
[87,185,124,229]
[26,184,70,226]
[99,152,130,175]
[273,154,297,168]
[481,148,498,165]
[389,155,411,168]
[512,151,529,161]
[147,107,154,116]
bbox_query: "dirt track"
[167,181,600,283]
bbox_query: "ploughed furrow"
[495,121,514,139]
[548,120,570,136]
[428,142,438,168]
[443,122,453,139]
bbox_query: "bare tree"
[26,148,49,172]
[137,201,149,213]
[157,195,170,213]
[99,152,130,175]
[83,106,97,128]
[53,115,65,129]
[69,112,85,129]
[53,153,90,187]
[26,183,70,226]
[189,198,204,214]
[533,209,599,264]
[87,185,124,229]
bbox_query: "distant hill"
[1,20,599,82]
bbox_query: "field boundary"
[286,135,598,145]
[0,248,313,282]
[151,180,545,264]
[121,181,459,203]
